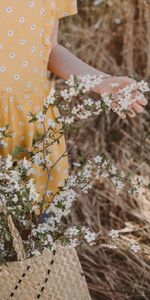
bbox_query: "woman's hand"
[48,42,148,119]
[93,76,148,118]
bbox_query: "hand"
[93,76,148,118]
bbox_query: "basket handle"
[7,215,26,261]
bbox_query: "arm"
[48,21,109,80]
[48,21,147,118]
[48,43,109,80]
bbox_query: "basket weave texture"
[0,246,91,300]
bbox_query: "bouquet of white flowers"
[0,75,149,265]
[0,74,149,300]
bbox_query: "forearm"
[47,44,111,91]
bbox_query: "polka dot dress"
[0,0,78,207]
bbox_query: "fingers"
[129,90,148,116]
[131,102,144,113]
[127,109,136,118]
[107,77,148,120]
[132,90,148,106]
[122,113,126,119]
[119,77,137,90]
[136,97,148,106]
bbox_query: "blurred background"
[58,1,150,299]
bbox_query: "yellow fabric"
[0,0,78,207]
[53,0,78,19]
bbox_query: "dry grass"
[57,1,150,299]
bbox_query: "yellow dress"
[0,0,78,206]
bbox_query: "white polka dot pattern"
[0,0,77,205]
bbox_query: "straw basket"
[0,246,91,300]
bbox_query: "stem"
[42,148,68,204]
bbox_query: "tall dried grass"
[58,1,150,299]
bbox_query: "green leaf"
[13,146,28,158]
[4,230,11,241]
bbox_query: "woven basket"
[0,246,91,300]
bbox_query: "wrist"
[92,74,112,94]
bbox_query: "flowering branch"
[0,74,149,263]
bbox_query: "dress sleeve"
[53,0,78,19]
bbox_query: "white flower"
[69,87,77,97]
[0,126,6,132]
[84,98,94,106]
[72,106,80,115]
[101,93,112,107]
[12,194,19,203]
[65,75,76,87]
[46,96,55,106]
[9,170,20,181]
[0,172,4,180]
[111,165,117,175]
[45,189,77,228]
[66,226,80,236]
[45,156,52,167]
[37,111,45,123]
[66,175,77,188]
[68,238,79,247]
[28,167,36,175]
[47,234,53,243]
[130,240,140,253]
[111,178,125,189]
[26,178,39,202]
[137,80,150,93]
[79,110,92,119]
[108,229,119,239]
[61,89,70,100]
[33,153,43,166]
[82,164,92,179]
[83,228,96,245]
[77,74,103,93]
[47,119,56,129]
[117,96,133,110]
[5,155,13,170]
[65,116,75,124]
[45,88,56,106]
[31,250,41,256]
[21,157,32,170]
[1,140,8,148]
[93,155,103,164]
